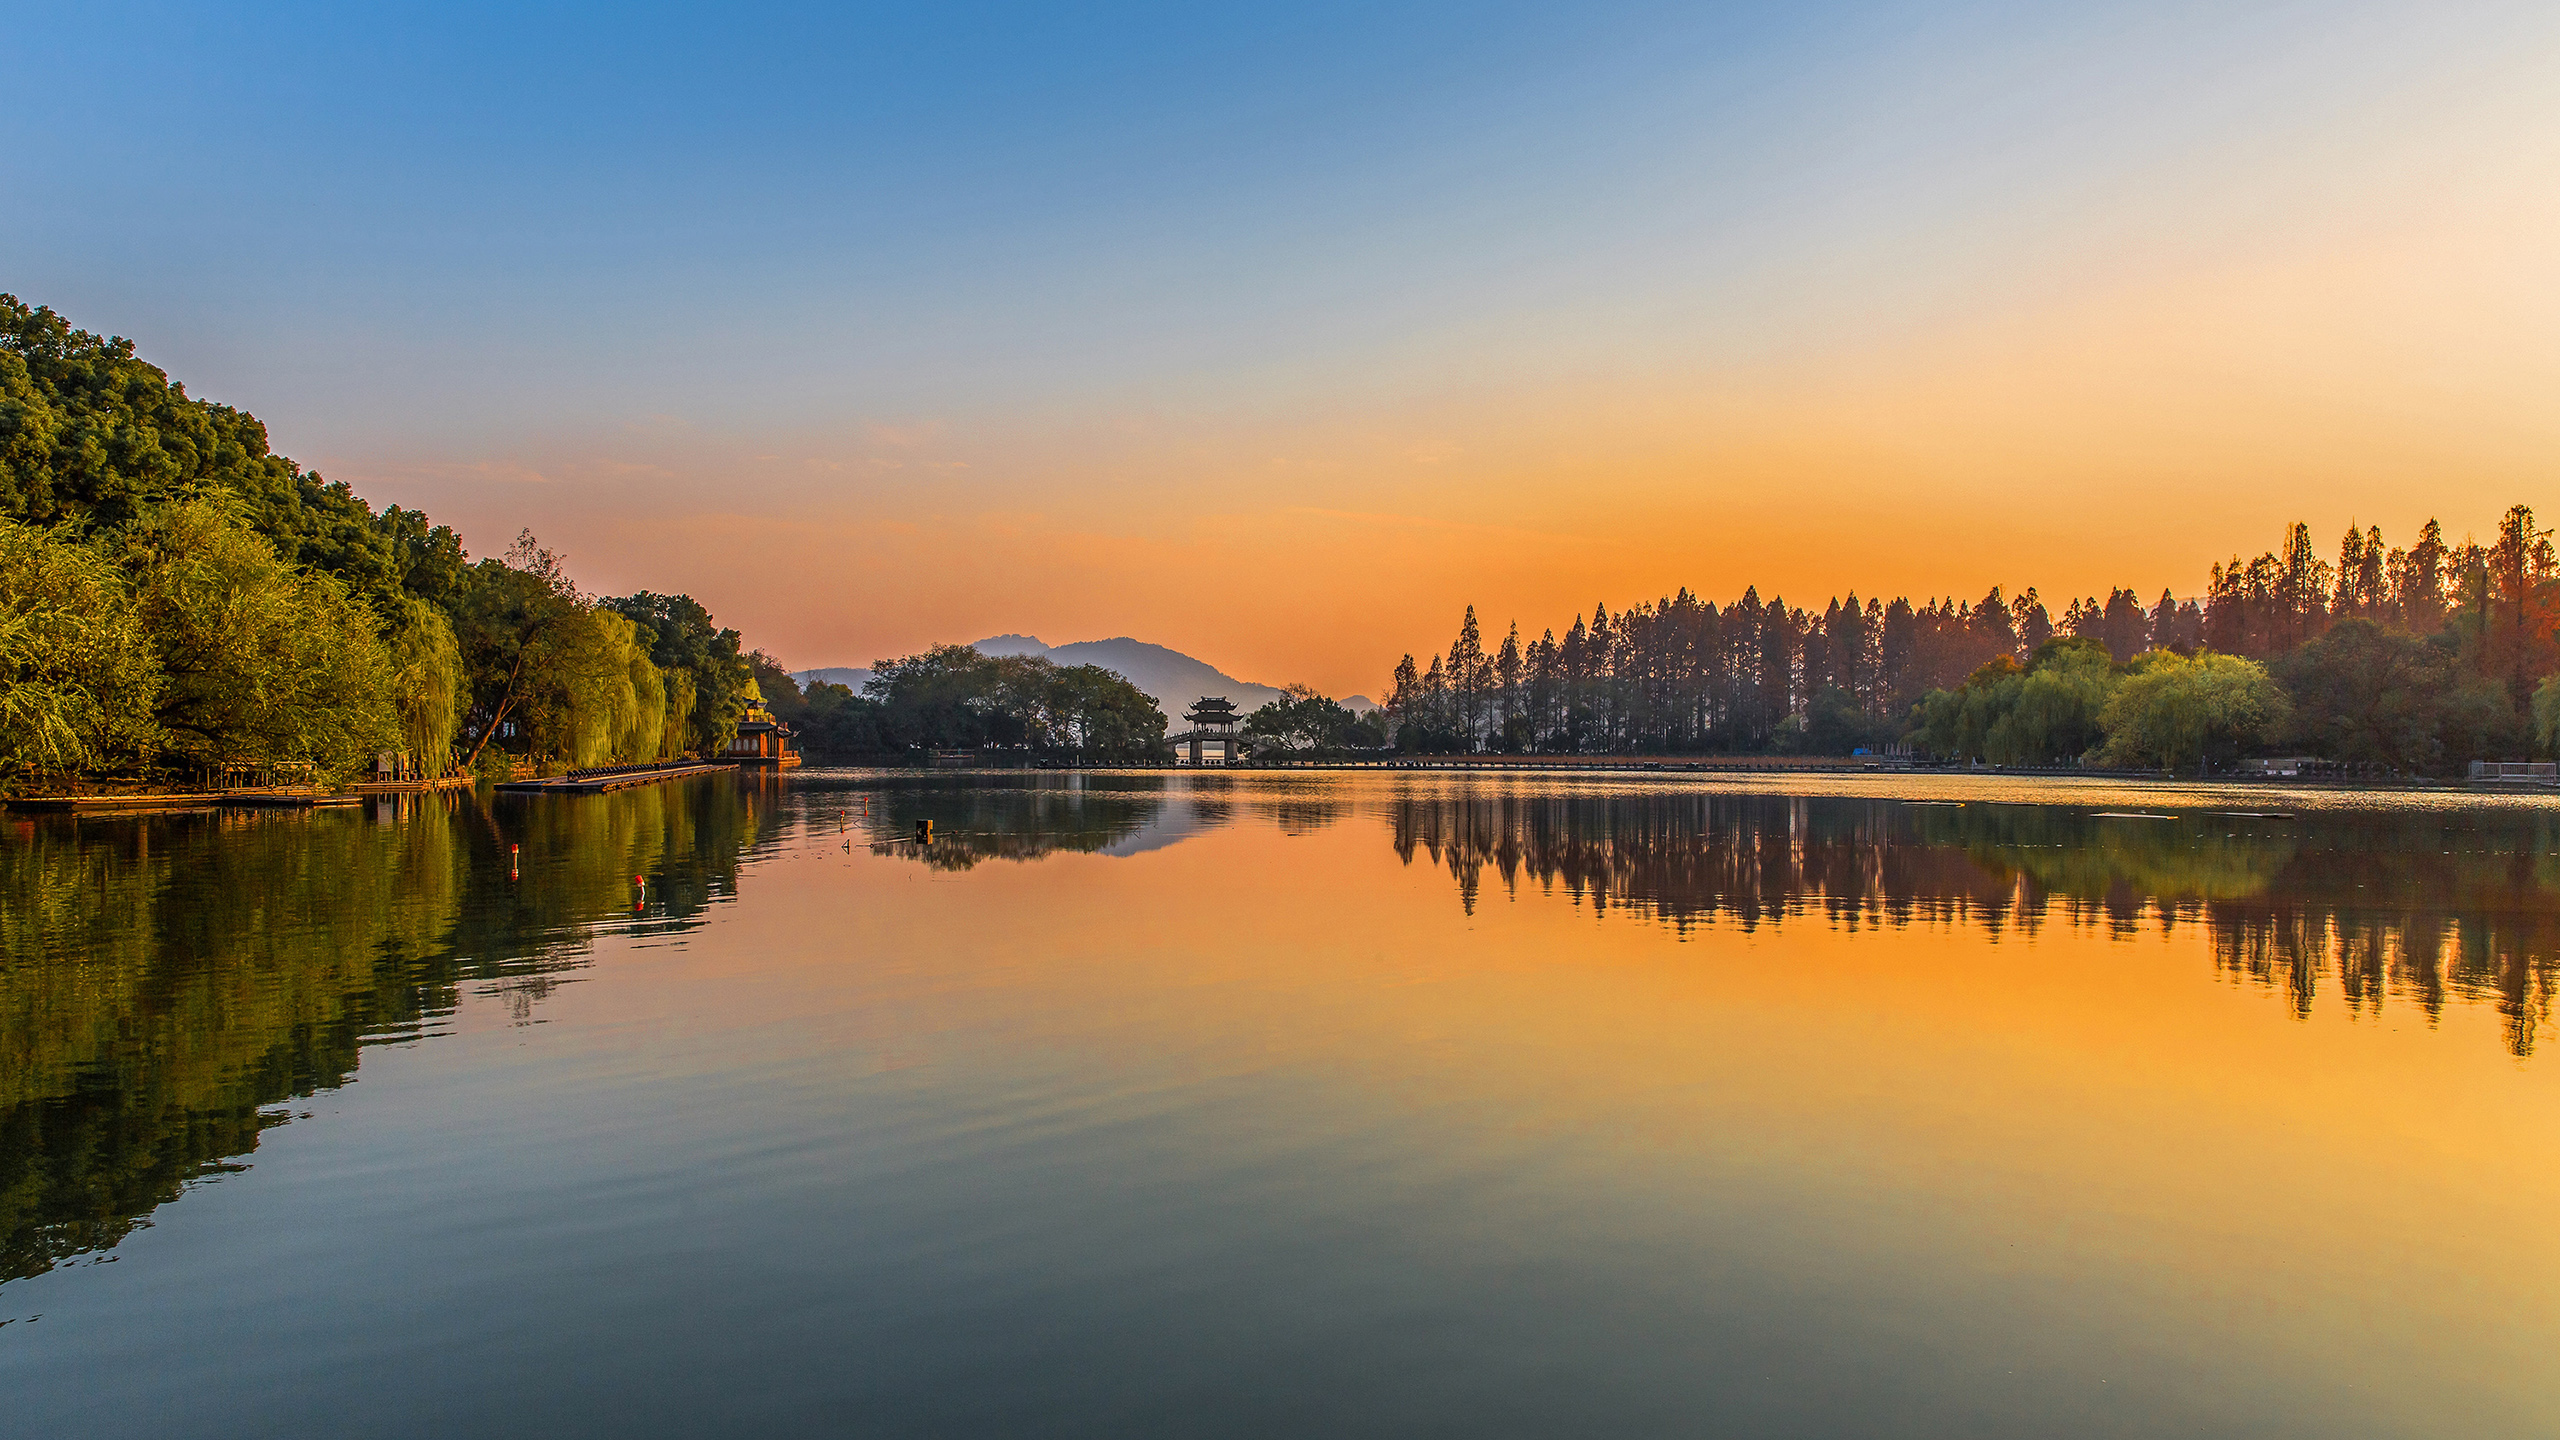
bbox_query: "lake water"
[3,771,2554,1437]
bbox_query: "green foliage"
[600,591,752,757]
[864,645,1003,747]
[858,644,1167,760]
[1044,662,1171,758]
[2,297,777,786]
[1914,640,2146,766]
[566,610,669,768]
[2531,673,2560,757]
[1243,684,1371,754]
[119,499,401,777]
[2,501,406,784]
[660,667,699,761]
[750,656,892,757]
[2278,619,2511,773]
[1983,639,2116,764]
[0,296,406,606]
[451,542,702,769]
[386,596,463,767]
[2095,651,2288,773]
[1797,685,1880,755]
[0,517,162,780]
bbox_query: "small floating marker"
[510,843,520,881]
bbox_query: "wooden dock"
[497,761,739,796]
[352,775,475,795]
[8,792,227,814]
[9,786,364,813]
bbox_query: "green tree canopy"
[600,590,753,757]
[1914,639,2132,765]
[857,644,1165,760]
[1244,685,1364,754]
[2278,619,2511,772]
[119,499,401,775]
[0,517,162,778]
[2095,651,2288,773]
[0,296,417,607]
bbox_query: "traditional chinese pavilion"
[1170,696,1242,766]
[725,703,802,768]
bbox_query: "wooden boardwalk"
[497,761,739,796]
[352,775,475,795]
[9,786,363,813]
[1251,756,1921,775]
[8,792,229,814]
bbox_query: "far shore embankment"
[788,756,2556,796]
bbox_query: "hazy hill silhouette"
[797,635,1373,720]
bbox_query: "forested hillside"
[0,296,755,787]
[0,295,1174,784]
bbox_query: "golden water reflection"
[1376,789,2560,1055]
[4,771,2556,1435]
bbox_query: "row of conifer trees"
[1381,507,2560,770]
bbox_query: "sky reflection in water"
[2,772,2554,1437]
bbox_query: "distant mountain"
[794,636,1373,720]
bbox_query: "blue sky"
[8,2,2555,684]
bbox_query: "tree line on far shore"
[749,655,1400,763]
[1381,508,2560,774]
[15,292,2553,783]
[0,296,760,790]
[748,645,1170,763]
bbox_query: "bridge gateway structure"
[1168,696,1243,766]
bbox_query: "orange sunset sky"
[11,3,2556,696]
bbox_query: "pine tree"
[1494,622,1524,748]
[2149,589,2180,652]
[2012,587,2054,653]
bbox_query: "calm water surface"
[3,771,2555,1437]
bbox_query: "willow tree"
[566,610,667,768]
[598,590,752,757]
[660,668,698,760]
[0,517,162,782]
[120,499,400,777]
[2096,651,2288,774]
[1982,639,2117,765]
[385,596,462,771]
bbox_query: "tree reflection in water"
[0,779,767,1283]
[1384,790,2560,1057]
[17,774,2554,1293]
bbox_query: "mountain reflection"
[0,781,766,1283]
[840,773,1355,868]
[1387,791,2560,1057]
[841,775,1189,868]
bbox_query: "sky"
[7,1,2557,694]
